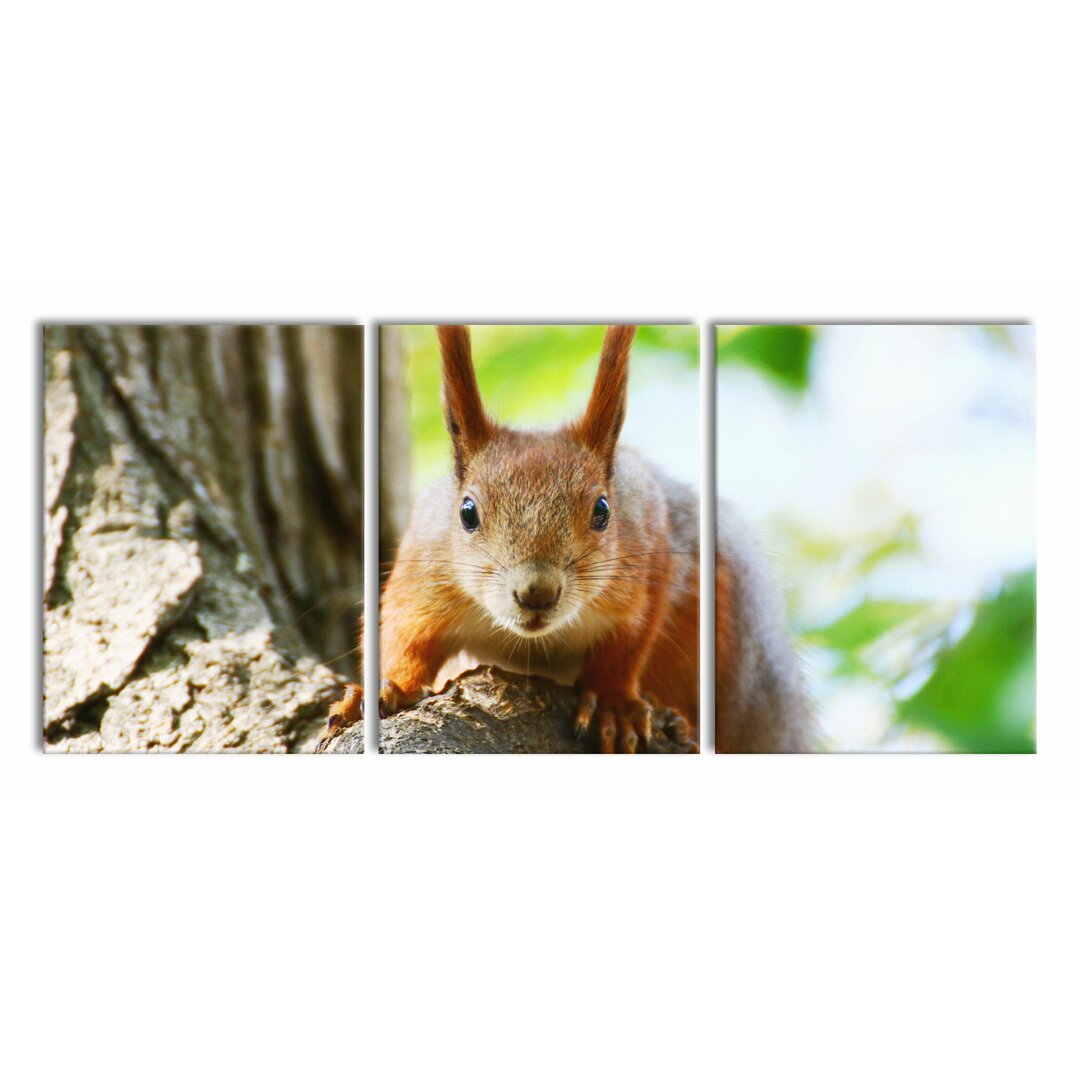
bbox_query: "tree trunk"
[317,666,696,754]
[42,324,363,753]
[378,325,412,572]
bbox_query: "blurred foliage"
[400,324,698,486]
[780,501,1036,752]
[728,321,1036,751]
[898,570,1035,753]
[979,323,1029,355]
[788,512,955,683]
[807,599,931,655]
[774,510,926,621]
[716,325,814,392]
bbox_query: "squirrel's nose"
[513,582,562,611]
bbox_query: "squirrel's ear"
[574,324,635,475]
[438,325,493,480]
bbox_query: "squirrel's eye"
[460,497,480,532]
[591,495,610,531]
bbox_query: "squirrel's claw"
[574,690,598,742]
[575,690,652,754]
[325,682,363,742]
[379,678,430,718]
[658,710,696,751]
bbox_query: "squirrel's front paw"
[326,682,363,739]
[574,690,652,754]
[379,679,431,718]
[657,710,696,751]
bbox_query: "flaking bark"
[42,325,363,753]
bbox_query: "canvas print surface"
[363,324,701,754]
[713,324,1035,752]
[42,324,364,753]
[42,321,1033,756]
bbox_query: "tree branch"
[317,666,696,754]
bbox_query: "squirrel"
[328,324,812,753]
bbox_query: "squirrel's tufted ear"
[573,325,635,476]
[438,325,493,481]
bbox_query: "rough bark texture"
[316,666,696,754]
[42,325,363,753]
[378,325,412,572]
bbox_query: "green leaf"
[716,325,813,392]
[897,569,1036,753]
[805,599,928,653]
[857,514,921,575]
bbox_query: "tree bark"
[316,666,696,754]
[378,325,412,573]
[42,324,363,753]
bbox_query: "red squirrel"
[329,324,811,753]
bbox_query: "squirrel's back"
[633,460,700,724]
[715,500,814,752]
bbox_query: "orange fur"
[640,574,701,730]
[713,562,738,750]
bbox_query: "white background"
[3,2,1078,1078]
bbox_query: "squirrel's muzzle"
[513,582,562,612]
[509,562,564,613]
